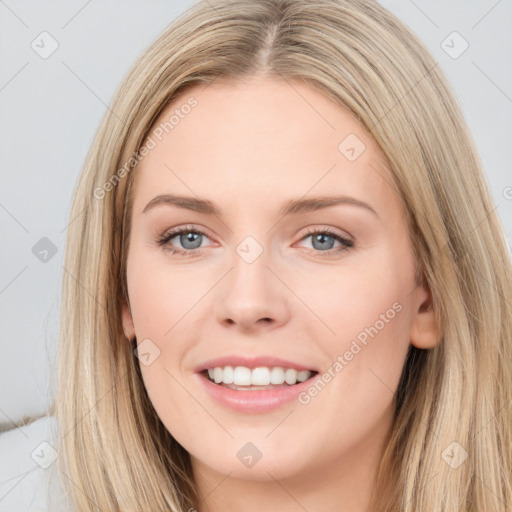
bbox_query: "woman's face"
[122,77,437,489]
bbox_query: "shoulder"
[0,416,73,511]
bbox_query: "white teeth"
[251,367,271,386]
[284,368,297,385]
[270,367,285,384]
[233,366,252,385]
[222,365,234,384]
[297,370,310,382]
[205,365,313,386]
[213,367,223,384]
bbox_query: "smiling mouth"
[200,367,319,391]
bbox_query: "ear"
[121,300,136,340]
[409,279,440,349]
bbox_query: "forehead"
[132,77,396,217]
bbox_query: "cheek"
[126,252,212,424]
[295,247,414,392]
[292,271,411,449]
[126,250,205,339]
[295,254,409,338]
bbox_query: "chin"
[189,439,311,482]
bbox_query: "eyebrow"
[141,193,379,218]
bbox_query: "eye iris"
[312,233,335,250]
[180,232,202,250]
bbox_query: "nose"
[215,247,291,333]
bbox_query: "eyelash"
[156,224,354,257]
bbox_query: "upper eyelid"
[162,224,351,237]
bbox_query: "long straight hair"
[54,0,512,510]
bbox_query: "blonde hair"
[54,0,512,510]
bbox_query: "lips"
[195,370,320,413]
[193,355,320,413]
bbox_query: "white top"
[0,416,73,511]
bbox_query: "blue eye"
[156,225,354,257]
[171,231,203,250]
[156,225,211,256]
[299,228,353,255]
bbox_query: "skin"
[122,76,439,512]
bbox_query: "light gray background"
[1,0,511,430]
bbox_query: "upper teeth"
[207,366,312,386]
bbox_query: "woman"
[54,0,512,510]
